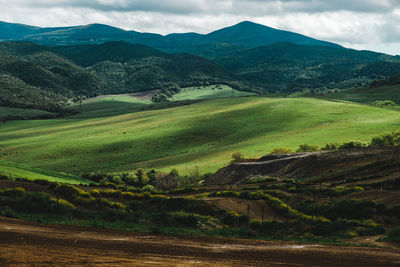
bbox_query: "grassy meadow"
[322,85,400,105]
[0,107,53,120]
[2,96,400,175]
[169,85,256,101]
[0,161,91,184]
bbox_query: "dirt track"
[0,217,399,266]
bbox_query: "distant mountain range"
[0,21,340,57]
[1,20,400,110]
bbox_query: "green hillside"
[216,42,400,93]
[322,85,400,105]
[0,42,243,110]
[1,97,400,175]
[0,161,91,184]
[0,106,54,120]
[169,85,256,101]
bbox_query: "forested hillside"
[216,42,400,93]
[0,42,242,110]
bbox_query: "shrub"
[296,144,319,152]
[230,152,245,164]
[386,226,400,242]
[238,215,250,225]
[270,148,293,154]
[170,212,198,227]
[370,130,400,148]
[34,179,56,187]
[249,219,262,229]
[372,100,396,108]
[142,184,156,192]
[321,143,339,151]
[1,187,25,197]
[339,141,368,149]
[223,211,240,226]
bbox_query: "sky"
[1,0,400,55]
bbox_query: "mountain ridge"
[0,20,342,55]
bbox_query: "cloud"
[1,0,400,55]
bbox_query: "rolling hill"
[216,42,400,92]
[1,97,400,175]
[2,21,400,97]
[0,42,242,110]
[0,21,341,55]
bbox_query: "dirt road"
[0,217,399,266]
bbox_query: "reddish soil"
[0,217,399,266]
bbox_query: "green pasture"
[169,85,256,101]
[322,85,400,105]
[0,161,92,184]
[0,107,53,120]
[1,97,400,175]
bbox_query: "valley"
[1,17,400,266]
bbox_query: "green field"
[1,96,400,175]
[0,107,53,120]
[0,161,92,184]
[169,85,256,101]
[322,85,400,105]
[71,95,152,119]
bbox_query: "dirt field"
[0,217,399,266]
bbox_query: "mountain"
[198,21,341,49]
[215,42,400,92]
[0,21,341,57]
[2,20,400,102]
[0,42,107,111]
[0,41,242,111]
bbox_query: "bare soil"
[207,148,400,185]
[0,217,399,266]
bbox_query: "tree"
[230,152,244,164]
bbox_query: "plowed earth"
[0,217,399,266]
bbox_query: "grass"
[0,106,53,120]
[2,97,400,175]
[71,95,152,119]
[0,161,92,184]
[169,85,256,101]
[322,85,400,105]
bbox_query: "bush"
[321,143,339,151]
[170,212,198,227]
[223,211,240,226]
[339,141,368,149]
[370,130,400,148]
[230,152,245,164]
[296,144,319,152]
[270,148,293,154]
[0,187,25,197]
[385,226,400,242]
[372,100,396,108]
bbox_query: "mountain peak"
[205,20,340,49]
